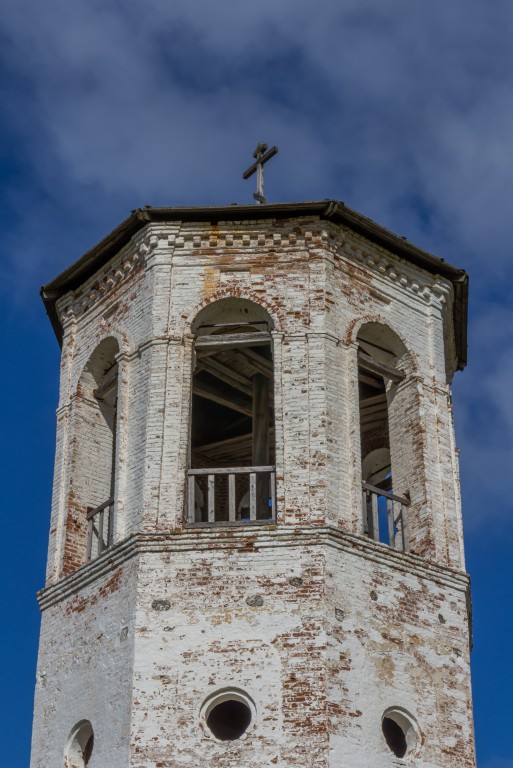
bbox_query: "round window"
[65,720,94,767]
[381,708,420,757]
[201,689,256,742]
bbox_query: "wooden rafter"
[358,371,384,389]
[195,332,271,351]
[195,428,276,456]
[360,393,387,407]
[233,348,273,379]
[195,432,254,455]
[358,350,405,383]
[196,358,253,397]
[193,380,253,417]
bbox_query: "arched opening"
[64,720,94,767]
[64,338,119,573]
[188,299,276,524]
[357,323,410,550]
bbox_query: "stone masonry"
[32,201,476,767]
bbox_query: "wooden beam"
[358,350,405,383]
[195,347,222,359]
[195,432,254,454]
[235,348,273,378]
[195,428,276,460]
[358,371,384,389]
[193,380,253,416]
[195,332,271,351]
[196,343,273,379]
[242,346,272,369]
[360,402,389,417]
[197,358,253,396]
[362,481,410,506]
[197,322,269,330]
[189,465,274,475]
[360,420,389,433]
[360,416,388,429]
[359,393,387,407]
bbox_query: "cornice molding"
[56,232,159,328]
[53,220,453,335]
[325,223,452,306]
[38,525,470,611]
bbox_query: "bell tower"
[32,200,476,767]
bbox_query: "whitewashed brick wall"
[31,214,475,767]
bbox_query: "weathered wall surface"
[135,532,472,768]
[31,560,138,768]
[33,529,472,767]
[45,215,464,580]
[32,212,474,767]
[131,537,325,768]
[325,536,474,767]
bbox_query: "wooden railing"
[188,466,276,524]
[86,497,114,561]
[362,482,410,551]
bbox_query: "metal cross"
[242,142,278,204]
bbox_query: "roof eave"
[40,200,468,368]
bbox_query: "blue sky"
[1,1,512,765]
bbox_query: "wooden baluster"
[208,474,215,523]
[401,505,410,552]
[86,516,93,561]
[249,473,257,520]
[387,498,395,548]
[188,476,196,523]
[98,508,105,554]
[371,492,379,542]
[229,474,236,521]
[107,502,114,547]
[270,472,276,520]
[362,490,369,535]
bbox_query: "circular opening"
[65,721,94,767]
[382,717,407,757]
[381,708,419,758]
[207,699,252,741]
[201,689,256,742]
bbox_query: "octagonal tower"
[32,200,475,767]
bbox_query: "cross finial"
[242,142,278,204]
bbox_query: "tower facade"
[33,200,475,767]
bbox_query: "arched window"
[357,323,410,550]
[188,298,276,525]
[64,338,119,573]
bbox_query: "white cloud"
[2,0,513,253]
[2,0,513,534]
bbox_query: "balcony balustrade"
[362,482,410,551]
[86,497,114,561]
[188,466,276,525]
